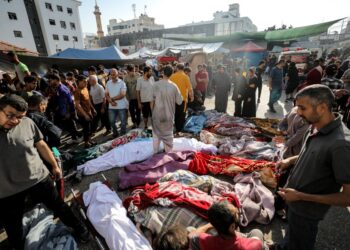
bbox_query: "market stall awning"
[232,41,265,52]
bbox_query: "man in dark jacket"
[27,95,62,148]
[212,65,231,113]
[231,68,247,117]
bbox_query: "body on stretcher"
[70,174,111,250]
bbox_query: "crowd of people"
[1,49,350,250]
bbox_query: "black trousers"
[55,115,80,140]
[257,81,262,100]
[0,176,84,250]
[78,117,93,142]
[129,99,141,125]
[234,99,243,117]
[92,103,111,132]
[175,101,186,132]
[200,90,207,104]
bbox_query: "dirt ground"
[1,81,349,249]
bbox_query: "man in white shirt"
[137,66,154,129]
[105,69,128,137]
[88,75,111,135]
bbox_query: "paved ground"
[1,81,349,249]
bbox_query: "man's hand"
[276,155,298,171]
[51,165,62,180]
[138,103,142,110]
[111,101,117,107]
[277,188,302,202]
[276,158,292,171]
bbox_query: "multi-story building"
[0,0,84,56]
[0,0,38,53]
[180,4,257,36]
[107,14,164,36]
[84,33,100,49]
[213,3,257,35]
[100,3,257,51]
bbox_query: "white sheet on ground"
[78,137,217,175]
[83,181,152,250]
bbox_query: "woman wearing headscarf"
[242,68,258,117]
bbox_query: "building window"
[14,30,22,38]
[67,8,72,14]
[49,19,55,25]
[57,5,63,12]
[73,36,78,42]
[53,34,59,40]
[8,12,17,20]
[45,2,53,11]
[60,21,66,29]
[63,35,69,41]
[70,22,76,30]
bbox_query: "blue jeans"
[284,209,319,250]
[108,109,127,136]
[268,87,282,106]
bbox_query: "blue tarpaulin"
[50,45,127,60]
[183,114,207,134]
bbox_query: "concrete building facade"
[84,33,100,49]
[107,14,164,36]
[213,3,257,35]
[0,0,84,56]
[100,3,256,52]
[0,1,37,53]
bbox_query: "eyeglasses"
[0,109,25,121]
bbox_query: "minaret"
[94,0,104,38]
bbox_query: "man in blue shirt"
[268,60,285,113]
[47,74,81,142]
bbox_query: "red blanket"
[189,152,276,176]
[123,181,240,219]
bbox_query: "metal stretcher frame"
[70,174,112,250]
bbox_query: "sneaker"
[75,227,90,243]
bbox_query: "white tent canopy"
[126,42,224,59]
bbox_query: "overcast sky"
[80,0,350,34]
